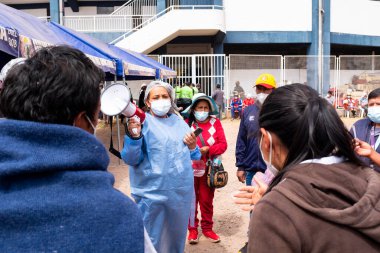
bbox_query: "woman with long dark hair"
[238,84,380,252]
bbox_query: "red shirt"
[187,116,228,162]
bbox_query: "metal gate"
[283,55,337,95]
[160,54,226,96]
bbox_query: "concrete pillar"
[214,0,223,6]
[50,0,59,23]
[307,0,330,94]
[157,0,166,14]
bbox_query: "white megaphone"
[100,83,146,126]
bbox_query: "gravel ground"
[96,115,359,253]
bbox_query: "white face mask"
[150,99,171,116]
[259,131,279,176]
[256,93,269,105]
[85,115,96,135]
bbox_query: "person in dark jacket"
[351,88,380,172]
[236,83,380,253]
[138,83,147,110]
[235,73,277,185]
[0,46,148,253]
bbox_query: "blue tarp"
[0,3,175,79]
[48,22,156,78]
[109,45,177,79]
[0,3,116,74]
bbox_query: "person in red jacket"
[182,93,228,244]
[243,93,255,111]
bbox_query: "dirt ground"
[96,116,358,253]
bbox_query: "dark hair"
[368,88,380,100]
[187,99,211,127]
[327,91,333,95]
[259,83,364,191]
[216,84,221,89]
[0,46,104,124]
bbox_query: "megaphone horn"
[100,83,146,123]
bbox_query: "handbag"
[206,158,228,188]
[196,124,228,188]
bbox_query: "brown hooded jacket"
[248,162,380,253]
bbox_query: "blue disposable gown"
[121,113,201,253]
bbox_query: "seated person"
[230,93,243,119]
[0,46,146,252]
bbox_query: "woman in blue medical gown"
[121,81,201,253]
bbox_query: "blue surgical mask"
[194,111,209,122]
[368,106,380,123]
[259,131,279,176]
[150,99,171,116]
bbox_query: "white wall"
[331,0,380,36]
[65,6,97,16]
[224,0,312,32]
[22,8,47,17]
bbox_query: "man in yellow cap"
[235,73,277,253]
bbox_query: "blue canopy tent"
[108,45,177,80]
[0,3,116,74]
[48,22,156,79]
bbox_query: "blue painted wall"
[225,31,311,44]
[331,33,380,47]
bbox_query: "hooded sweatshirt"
[248,161,380,253]
[0,119,144,252]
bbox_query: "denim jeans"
[245,171,256,186]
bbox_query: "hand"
[354,138,373,157]
[200,146,209,156]
[233,176,268,211]
[236,171,246,183]
[127,117,141,138]
[183,132,197,150]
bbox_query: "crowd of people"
[0,46,380,253]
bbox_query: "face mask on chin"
[150,99,171,117]
[259,131,279,176]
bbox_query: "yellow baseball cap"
[255,73,277,89]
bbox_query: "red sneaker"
[188,229,199,244]
[203,230,220,243]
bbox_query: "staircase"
[63,0,158,33]
[112,5,225,54]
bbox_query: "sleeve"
[211,91,216,100]
[121,135,144,166]
[190,146,202,161]
[209,119,228,158]
[144,227,157,253]
[350,122,357,139]
[235,110,247,170]
[248,199,301,253]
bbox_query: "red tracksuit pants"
[188,172,215,232]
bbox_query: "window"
[97,6,114,15]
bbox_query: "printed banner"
[0,26,19,56]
